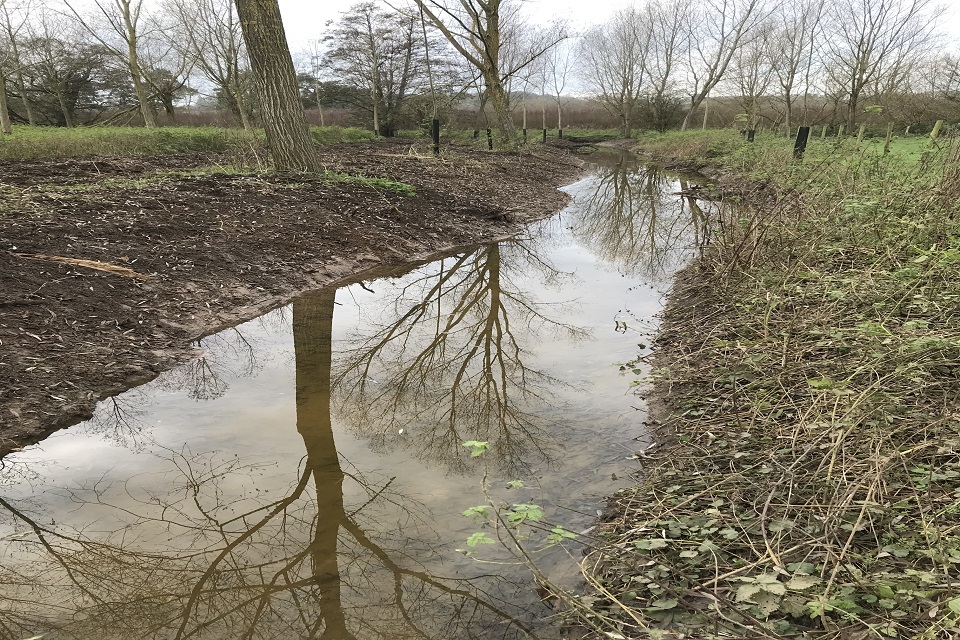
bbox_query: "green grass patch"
[322,170,415,196]
[308,125,376,145]
[577,130,960,638]
[0,125,256,159]
[0,125,377,160]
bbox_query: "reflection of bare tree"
[571,153,712,279]
[0,290,542,640]
[157,327,264,401]
[87,392,151,450]
[334,245,586,475]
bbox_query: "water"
[0,154,715,640]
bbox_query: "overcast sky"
[277,0,960,60]
[277,0,636,54]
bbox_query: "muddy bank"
[0,141,584,455]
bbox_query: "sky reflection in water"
[0,155,718,640]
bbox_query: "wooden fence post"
[794,126,811,159]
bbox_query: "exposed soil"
[0,140,584,456]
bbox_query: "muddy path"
[0,141,584,455]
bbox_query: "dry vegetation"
[571,131,960,638]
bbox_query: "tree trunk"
[15,74,35,125]
[846,89,860,134]
[292,289,354,639]
[486,78,515,143]
[0,77,12,135]
[123,8,157,129]
[229,83,254,132]
[161,96,177,123]
[57,88,75,128]
[680,106,693,131]
[235,0,320,171]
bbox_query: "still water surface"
[0,154,714,639]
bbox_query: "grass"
[572,130,960,638]
[0,124,412,194]
[0,125,375,160]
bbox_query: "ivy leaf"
[698,539,720,552]
[768,519,795,533]
[876,584,896,599]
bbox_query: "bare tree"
[541,36,575,133]
[0,0,35,126]
[728,20,774,129]
[643,0,692,132]
[824,0,942,132]
[137,9,195,123]
[167,0,253,130]
[411,0,565,142]
[579,6,651,137]
[681,0,769,130]
[768,0,823,131]
[234,0,319,171]
[64,0,159,128]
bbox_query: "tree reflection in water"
[0,159,713,637]
[0,289,541,640]
[571,152,712,280]
[334,243,587,476]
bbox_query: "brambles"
[576,132,960,638]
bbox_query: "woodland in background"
[0,0,956,138]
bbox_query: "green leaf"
[462,440,490,457]
[698,539,720,552]
[768,519,795,533]
[736,583,763,602]
[786,575,821,591]
[876,584,896,599]
[466,532,494,547]
[634,538,669,550]
[807,376,837,390]
[507,503,544,525]
[546,526,578,543]
[881,543,910,558]
[505,480,524,489]
[787,562,817,575]
[647,598,678,611]
[947,597,960,615]
[679,550,699,558]
[462,505,492,522]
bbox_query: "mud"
[0,140,584,455]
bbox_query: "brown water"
[0,156,714,639]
